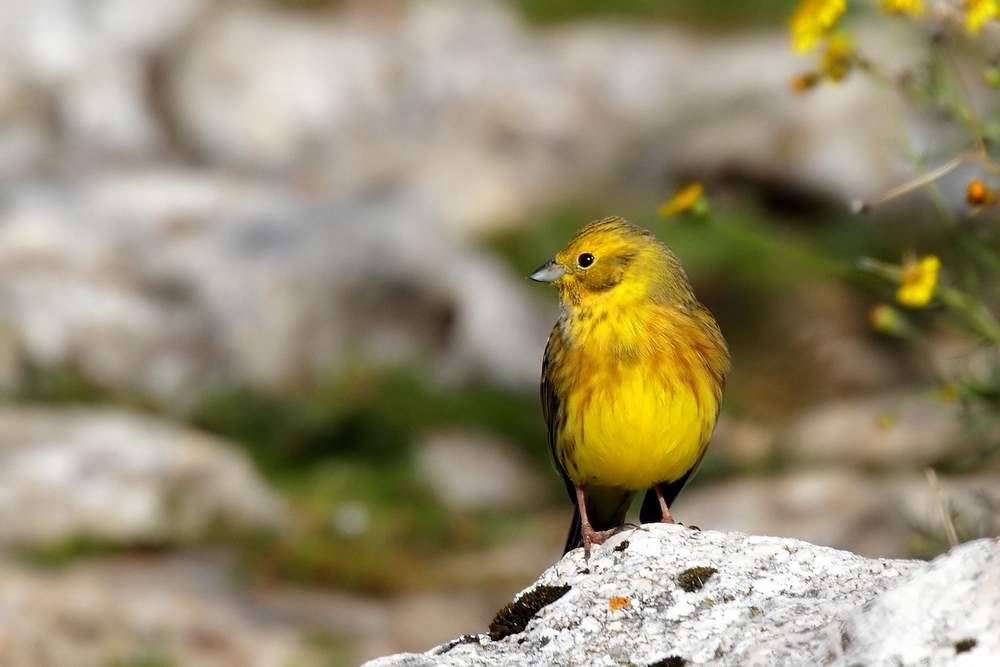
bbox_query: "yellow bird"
[530,217,729,557]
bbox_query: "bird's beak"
[529,260,565,283]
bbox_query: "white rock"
[841,539,1000,666]
[0,406,285,545]
[361,527,1000,667]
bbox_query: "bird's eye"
[577,253,595,268]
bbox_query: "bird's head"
[529,217,694,309]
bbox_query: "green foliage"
[230,458,546,594]
[192,365,547,471]
[305,633,355,667]
[256,0,345,12]
[17,535,170,570]
[14,365,116,404]
[511,0,799,28]
[255,0,800,28]
[107,655,175,667]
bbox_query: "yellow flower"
[965,0,999,34]
[658,182,705,217]
[879,0,924,15]
[789,0,847,53]
[820,33,854,82]
[897,255,940,307]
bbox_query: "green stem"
[708,216,857,279]
[936,285,1000,345]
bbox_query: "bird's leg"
[575,486,616,559]
[652,484,675,524]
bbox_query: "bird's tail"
[563,506,583,555]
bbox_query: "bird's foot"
[581,526,619,560]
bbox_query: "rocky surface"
[0,406,285,545]
[0,554,319,667]
[840,538,1000,666]
[362,526,1000,667]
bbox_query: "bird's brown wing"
[540,326,574,501]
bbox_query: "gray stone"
[0,0,207,162]
[782,392,967,468]
[0,171,550,403]
[675,469,906,557]
[0,554,319,667]
[361,526,1000,667]
[677,469,1000,559]
[171,9,396,172]
[708,415,777,469]
[57,56,164,155]
[414,430,546,510]
[0,406,285,545]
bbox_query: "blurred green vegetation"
[260,0,799,29]
[233,460,534,594]
[15,364,120,405]
[108,655,175,667]
[306,634,354,667]
[509,0,799,28]
[17,535,170,570]
[189,366,557,593]
[191,365,548,471]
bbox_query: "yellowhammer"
[530,217,729,557]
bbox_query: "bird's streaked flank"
[531,217,729,557]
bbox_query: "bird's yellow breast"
[552,304,722,491]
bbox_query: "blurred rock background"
[0,0,997,664]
